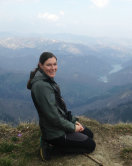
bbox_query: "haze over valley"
[0,33,132,124]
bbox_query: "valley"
[0,34,132,124]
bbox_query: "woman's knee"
[85,138,96,153]
[89,139,96,152]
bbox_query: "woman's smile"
[39,57,58,78]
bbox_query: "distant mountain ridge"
[0,35,132,124]
[72,84,132,123]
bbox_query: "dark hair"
[39,52,57,65]
[27,52,57,89]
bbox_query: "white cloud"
[38,11,64,22]
[38,12,59,22]
[59,11,64,16]
[91,0,109,8]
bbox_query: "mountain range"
[0,33,132,124]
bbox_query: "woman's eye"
[47,64,51,66]
[46,63,57,67]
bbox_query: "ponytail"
[27,66,39,89]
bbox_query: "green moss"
[121,147,132,159]
[0,158,12,166]
[11,136,18,142]
[0,142,16,153]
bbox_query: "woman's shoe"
[40,137,51,161]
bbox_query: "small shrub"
[9,153,17,159]
[0,158,12,166]
[0,142,15,153]
[121,147,132,159]
[11,136,18,142]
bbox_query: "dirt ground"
[0,117,132,166]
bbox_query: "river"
[99,64,123,83]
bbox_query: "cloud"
[38,11,64,22]
[38,12,59,22]
[59,11,64,16]
[91,0,109,8]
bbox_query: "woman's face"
[39,57,58,78]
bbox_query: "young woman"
[27,52,96,160]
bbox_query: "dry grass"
[0,117,132,166]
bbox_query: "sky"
[0,0,132,38]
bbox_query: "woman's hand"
[75,121,84,132]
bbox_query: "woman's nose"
[51,65,55,69]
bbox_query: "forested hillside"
[0,36,132,124]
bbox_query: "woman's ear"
[39,62,42,69]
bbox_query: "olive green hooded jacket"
[30,70,77,140]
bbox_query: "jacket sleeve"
[32,81,75,133]
[71,116,79,123]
